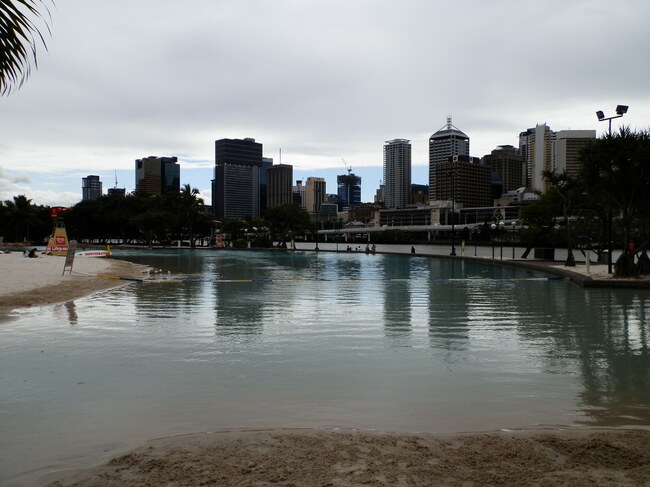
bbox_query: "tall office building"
[266,164,294,208]
[135,156,180,195]
[553,130,596,179]
[259,157,273,214]
[305,177,326,214]
[82,175,102,200]
[429,117,469,200]
[292,180,306,207]
[212,138,263,220]
[383,139,411,209]
[518,124,555,193]
[435,156,492,208]
[481,145,526,194]
[337,173,361,210]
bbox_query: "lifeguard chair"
[45,207,70,256]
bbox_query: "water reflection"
[381,255,412,341]
[4,249,650,486]
[54,300,78,325]
[427,260,470,352]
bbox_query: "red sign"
[56,236,66,245]
[50,206,69,219]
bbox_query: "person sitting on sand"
[28,248,38,258]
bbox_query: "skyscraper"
[383,139,411,209]
[553,130,596,179]
[435,156,492,208]
[212,138,263,220]
[429,117,469,200]
[305,177,326,214]
[481,145,526,194]
[519,124,555,193]
[266,164,293,208]
[337,172,361,210]
[135,156,180,195]
[292,180,306,207]
[82,175,102,200]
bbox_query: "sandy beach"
[3,248,650,486]
[44,428,650,487]
[0,251,147,322]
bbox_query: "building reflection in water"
[427,258,471,353]
[381,254,412,342]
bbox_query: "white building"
[519,124,555,194]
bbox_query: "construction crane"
[341,158,352,175]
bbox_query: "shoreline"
[0,252,148,322]
[43,427,650,487]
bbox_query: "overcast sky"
[1,0,649,207]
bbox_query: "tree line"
[0,185,318,249]
[520,127,650,277]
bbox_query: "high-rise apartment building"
[553,130,596,179]
[305,177,326,214]
[518,124,555,193]
[266,164,294,208]
[383,139,411,209]
[481,145,526,194]
[337,173,361,210]
[135,156,180,195]
[429,117,469,200]
[212,138,263,220]
[82,175,102,200]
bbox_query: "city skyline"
[1,1,648,207]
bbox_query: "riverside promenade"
[291,241,650,289]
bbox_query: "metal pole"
[450,168,456,256]
[491,228,495,259]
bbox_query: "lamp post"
[449,166,456,256]
[596,104,628,274]
[490,223,496,259]
[499,221,505,260]
[511,220,517,259]
[474,228,477,257]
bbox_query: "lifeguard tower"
[45,207,70,256]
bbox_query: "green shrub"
[233,238,248,249]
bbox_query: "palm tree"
[1,0,52,95]
[543,169,578,267]
[179,184,204,248]
[3,194,40,242]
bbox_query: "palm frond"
[0,0,53,96]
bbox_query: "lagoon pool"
[2,249,650,485]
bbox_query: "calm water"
[2,249,650,485]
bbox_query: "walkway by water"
[291,241,642,287]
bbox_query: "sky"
[1,0,649,208]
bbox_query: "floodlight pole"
[596,105,628,274]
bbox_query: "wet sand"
[45,428,650,487]
[0,251,147,321]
